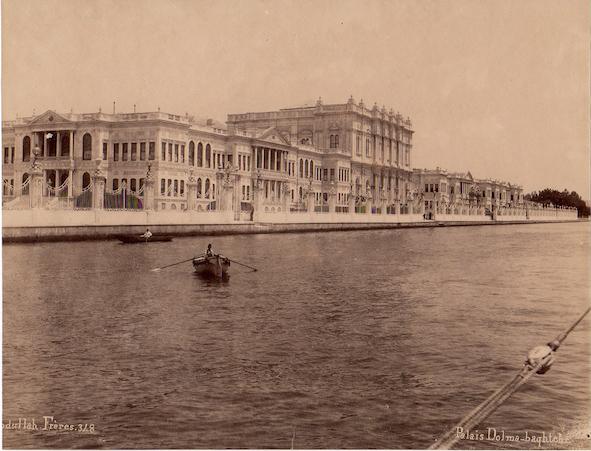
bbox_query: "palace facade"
[2,97,532,218]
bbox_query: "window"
[180,180,185,195]
[3,147,9,164]
[131,143,137,161]
[113,178,119,191]
[22,136,31,162]
[356,135,361,156]
[189,142,195,165]
[181,145,185,163]
[197,178,202,198]
[330,168,335,182]
[299,159,303,178]
[174,144,179,162]
[149,142,155,160]
[130,179,137,191]
[122,143,128,161]
[82,172,91,189]
[161,142,166,160]
[161,179,166,194]
[323,168,328,181]
[103,143,108,160]
[113,143,119,161]
[205,144,211,168]
[197,143,203,167]
[167,179,172,196]
[82,133,92,160]
[366,138,370,157]
[205,179,210,198]
[174,180,178,196]
[140,142,146,161]
[304,160,309,178]
[168,143,172,161]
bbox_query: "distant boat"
[116,234,174,244]
[192,255,230,278]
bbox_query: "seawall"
[2,218,585,243]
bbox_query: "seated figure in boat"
[206,243,214,257]
[141,228,153,239]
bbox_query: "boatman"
[141,228,153,239]
[206,243,214,257]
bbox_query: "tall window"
[114,179,119,191]
[82,172,91,189]
[140,142,146,161]
[22,136,31,162]
[174,144,179,163]
[356,135,361,156]
[189,141,195,165]
[299,159,303,178]
[82,133,92,160]
[131,143,137,161]
[310,161,314,178]
[168,143,172,161]
[149,142,155,160]
[113,143,119,161]
[205,144,211,168]
[160,179,166,194]
[181,145,185,163]
[161,142,166,160]
[366,138,370,158]
[122,143,128,161]
[197,143,203,167]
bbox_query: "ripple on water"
[2,223,590,449]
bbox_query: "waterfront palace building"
[2,96,527,216]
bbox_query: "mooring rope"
[429,307,591,450]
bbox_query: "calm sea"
[2,222,590,449]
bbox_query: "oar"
[225,257,258,272]
[151,257,196,272]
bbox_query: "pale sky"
[2,0,589,197]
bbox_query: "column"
[307,190,315,213]
[328,189,336,214]
[69,131,74,159]
[92,174,106,209]
[57,131,62,156]
[29,167,44,208]
[143,178,156,210]
[68,169,73,198]
[349,191,356,214]
[43,133,48,157]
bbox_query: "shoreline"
[2,218,586,244]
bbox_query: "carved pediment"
[29,110,72,126]
[257,127,291,146]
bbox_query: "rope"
[429,307,591,450]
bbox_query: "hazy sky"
[2,0,589,197]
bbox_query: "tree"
[525,188,589,217]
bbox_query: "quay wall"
[1,209,582,243]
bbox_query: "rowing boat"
[116,234,174,244]
[192,254,231,278]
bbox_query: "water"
[3,222,590,449]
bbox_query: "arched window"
[299,159,303,178]
[197,178,202,198]
[22,136,31,162]
[82,133,92,160]
[114,179,120,191]
[335,134,339,148]
[22,173,30,195]
[212,183,215,199]
[310,161,314,179]
[189,141,195,166]
[299,186,303,200]
[205,144,211,168]
[160,179,165,194]
[205,178,210,198]
[197,143,203,167]
[305,160,309,178]
[82,172,91,189]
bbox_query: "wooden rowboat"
[116,234,174,244]
[192,255,231,278]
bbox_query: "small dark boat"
[192,254,231,278]
[116,234,174,244]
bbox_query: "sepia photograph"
[1,0,590,449]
